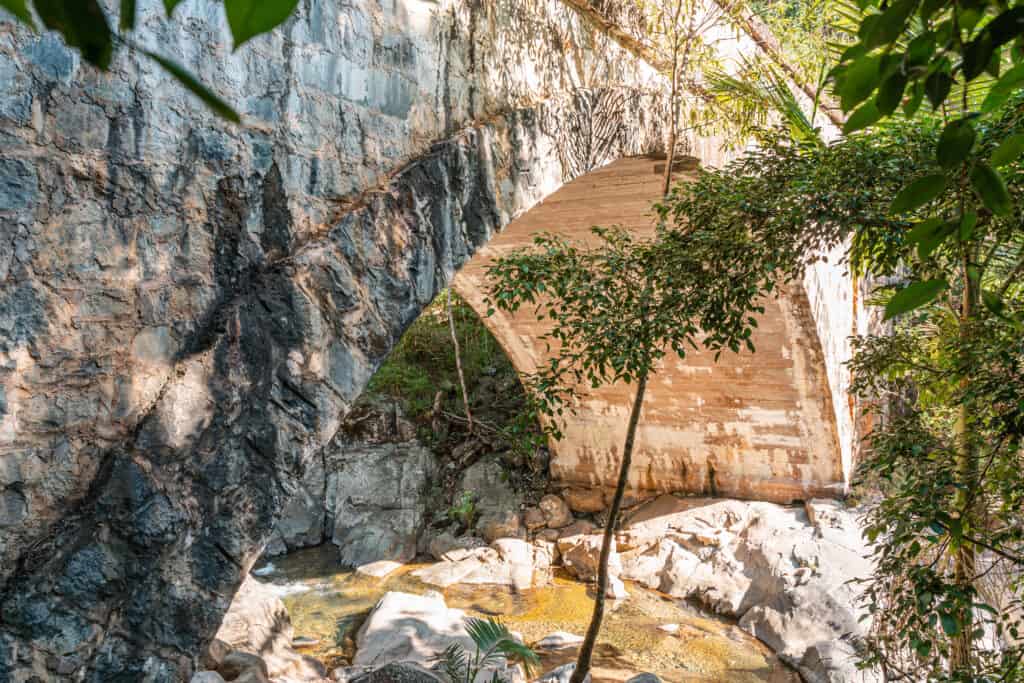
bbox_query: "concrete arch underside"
[454,156,844,505]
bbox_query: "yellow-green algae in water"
[260,546,798,683]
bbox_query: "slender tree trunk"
[570,373,648,683]
[447,289,473,433]
[949,252,977,675]
[662,53,679,198]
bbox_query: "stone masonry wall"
[0,0,666,679]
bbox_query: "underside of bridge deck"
[454,156,844,505]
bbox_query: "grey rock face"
[459,456,524,541]
[273,453,328,553]
[328,440,438,566]
[215,576,325,681]
[267,398,421,556]
[0,0,666,678]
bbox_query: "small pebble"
[292,636,320,648]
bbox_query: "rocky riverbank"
[195,493,876,683]
[231,332,877,683]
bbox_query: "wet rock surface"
[213,576,327,682]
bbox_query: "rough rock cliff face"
[0,1,666,679]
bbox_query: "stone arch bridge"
[0,0,856,679]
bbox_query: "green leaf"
[987,7,1024,47]
[982,289,1006,315]
[982,64,1024,112]
[876,71,908,115]
[919,0,944,20]
[925,69,953,108]
[0,0,36,29]
[906,217,956,258]
[963,31,994,81]
[838,54,882,111]
[903,80,925,116]
[884,279,948,319]
[890,173,949,213]
[844,100,883,133]
[959,211,978,241]
[142,50,241,123]
[864,0,919,49]
[907,32,936,65]
[940,612,961,637]
[991,133,1024,166]
[905,217,944,245]
[120,0,135,31]
[34,0,113,69]
[224,0,299,50]
[969,162,1012,216]
[936,119,976,169]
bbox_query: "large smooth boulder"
[353,592,521,682]
[412,538,548,591]
[606,495,876,683]
[354,592,473,668]
[328,441,438,567]
[215,576,326,682]
[191,673,227,683]
[349,662,443,683]
[561,487,607,513]
[557,528,621,583]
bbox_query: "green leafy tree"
[658,108,1024,679]
[485,226,780,683]
[0,0,301,121]
[825,0,1024,672]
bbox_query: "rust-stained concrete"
[454,156,844,505]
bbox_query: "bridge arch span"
[453,156,844,507]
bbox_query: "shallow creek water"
[254,545,798,683]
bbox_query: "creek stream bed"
[254,545,799,683]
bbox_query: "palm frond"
[704,56,822,145]
[464,617,540,679]
[434,642,469,683]
[493,638,541,678]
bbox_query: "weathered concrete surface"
[0,0,667,678]
[453,157,844,504]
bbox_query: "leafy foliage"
[0,0,300,120]
[434,617,539,683]
[366,289,545,461]
[447,491,477,532]
[659,98,1024,677]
